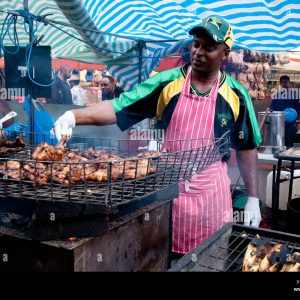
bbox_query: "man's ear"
[224,48,230,58]
[221,48,230,61]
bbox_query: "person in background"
[92,73,102,87]
[47,65,73,105]
[270,75,300,147]
[69,70,80,89]
[69,74,88,107]
[0,99,26,138]
[100,75,124,100]
[53,16,262,258]
[85,70,94,83]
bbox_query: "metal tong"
[0,111,17,130]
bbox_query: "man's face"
[280,79,290,89]
[63,68,72,81]
[101,78,114,96]
[190,32,229,73]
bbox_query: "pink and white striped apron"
[163,67,232,254]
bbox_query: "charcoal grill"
[169,223,300,272]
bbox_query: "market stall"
[1,0,300,273]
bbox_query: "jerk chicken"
[0,141,161,185]
[242,236,299,272]
[0,137,25,157]
[32,135,67,161]
[0,137,25,148]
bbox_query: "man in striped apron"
[54,16,262,256]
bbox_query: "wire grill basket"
[0,133,229,213]
[169,224,300,272]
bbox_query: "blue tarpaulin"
[1,0,300,91]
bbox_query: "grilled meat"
[0,136,25,157]
[1,145,161,185]
[259,244,289,272]
[137,150,162,158]
[32,142,56,161]
[281,252,300,272]
[0,137,25,148]
[32,136,67,161]
[0,147,19,156]
[242,238,297,272]
[242,237,272,272]
[22,163,50,185]
[0,160,24,180]
[86,169,108,182]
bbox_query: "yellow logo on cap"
[206,17,222,30]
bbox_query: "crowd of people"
[47,66,124,106]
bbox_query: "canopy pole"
[23,0,28,10]
[137,40,150,130]
[138,40,145,84]
[24,0,34,143]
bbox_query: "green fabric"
[189,16,233,49]
[112,67,182,113]
[0,0,138,65]
[112,64,261,157]
[225,75,262,147]
[190,71,226,96]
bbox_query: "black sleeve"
[230,90,258,151]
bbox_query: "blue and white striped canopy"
[1,0,300,90]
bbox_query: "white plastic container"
[266,170,300,210]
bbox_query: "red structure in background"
[0,58,106,71]
[52,59,106,70]
[0,57,185,71]
[154,57,185,71]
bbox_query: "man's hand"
[52,111,76,142]
[243,196,261,227]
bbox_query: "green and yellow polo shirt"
[112,64,262,158]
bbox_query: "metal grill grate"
[0,134,229,213]
[169,224,300,272]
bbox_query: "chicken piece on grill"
[137,150,162,158]
[82,147,122,161]
[107,159,156,180]
[86,169,108,182]
[62,151,88,163]
[259,244,289,272]
[242,237,272,272]
[0,137,25,148]
[0,147,24,156]
[2,160,20,170]
[287,262,300,272]
[0,160,20,174]
[0,160,24,180]
[50,162,83,185]
[32,135,67,161]
[22,163,50,185]
[281,252,300,272]
[82,148,110,160]
[32,142,55,160]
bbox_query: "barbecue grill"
[0,133,228,212]
[169,223,300,272]
[0,132,229,240]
